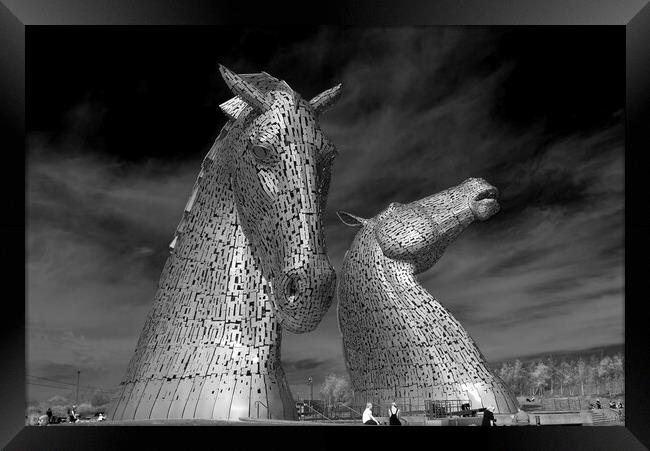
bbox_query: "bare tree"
[611,354,624,394]
[576,358,587,396]
[558,361,574,396]
[319,373,353,410]
[496,352,624,399]
[530,361,551,397]
[512,359,524,395]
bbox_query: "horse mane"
[174,72,331,252]
[219,72,297,120]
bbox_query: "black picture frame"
[1,1,648,449]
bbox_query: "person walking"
[362,403,379,425]
[388,402,402,425]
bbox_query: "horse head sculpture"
[337,178,519,414]
[218,65,341,332]
[108,66,343,422]
[339,177,500,274]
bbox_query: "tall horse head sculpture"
[107,66,342,422]
[337,178,519,414]
[217,65,339,331]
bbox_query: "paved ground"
[54,419,364,426]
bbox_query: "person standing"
[362,403,379,425]
[481,406,496,426]
[46,407,53,424]
[388,402,402,425]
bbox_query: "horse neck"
[119,131,290,413]
[156,147,283,361]
[343,229,492,376]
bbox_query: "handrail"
[337,403,363,417]
[255,401,269,419]
[304,403,334,422]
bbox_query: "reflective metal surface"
[338,178,519,414]
[108,67,341,421]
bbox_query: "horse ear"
[309,84,342,114]
[219,96,249,121]
[336,210,367,227]
[219,64,271,113]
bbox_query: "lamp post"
[76,370,80,406]
[308,376,313,409]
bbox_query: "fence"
[297,395,626,422]
[297,402,362,421]
[296,399,479,421]
[534,396,624,411]
[520,384,624,399]
[424,399,477,418]
[540,397,591,411]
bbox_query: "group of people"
[34,405,76,425]
[362,402,402,426]
[588,399,623,410]
[362,402,505,426]
[35,405,107,425]
[36,405,80,425]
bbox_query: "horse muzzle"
[273,255,336,333]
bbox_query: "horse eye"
[251,144,279,165]
[252,145,269,160]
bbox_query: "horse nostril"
[286,277,298,298]
[282,275,300,307]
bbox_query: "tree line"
[313,351,625,410]
[494,353,624,398]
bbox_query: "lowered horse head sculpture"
[337,178,519,414]
[108,66,342,422]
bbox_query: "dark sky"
[26,26,624,403]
